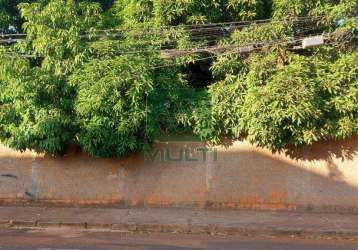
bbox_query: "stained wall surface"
[0,136,357,212]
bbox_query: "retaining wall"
[0,136,357,212]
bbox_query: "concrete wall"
[0,136,357,212]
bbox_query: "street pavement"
[1,228,358,250]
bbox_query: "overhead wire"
[2,29,334,59]
[88,36,314,87]
[87,26,324,56]
[91,15,325,34]
[82,17,324,42]
[0,15,327,43]
[0,27,346,57]
[117,34,335,72]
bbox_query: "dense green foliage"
[0,0,357,157]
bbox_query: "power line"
[0,30,345,60]
[88,27,324,56]
[92,15,325,34]
[0,15,328,42]
[83,17,324,41]
[84,37,308,86]
[0,16,348,51]
[118,35,335,72]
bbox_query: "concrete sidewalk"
[1,206,358,237]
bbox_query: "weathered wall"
[0,136,357,212]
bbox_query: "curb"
[2,220,358,240]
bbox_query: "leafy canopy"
[0,0,357,157]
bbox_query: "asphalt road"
[1,228,358,250]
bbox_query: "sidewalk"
[1,206,358,237]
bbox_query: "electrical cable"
[0,15,328,42]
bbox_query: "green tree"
[0,0,101,154]
[0,0,357,157]
[185,0,357,151]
